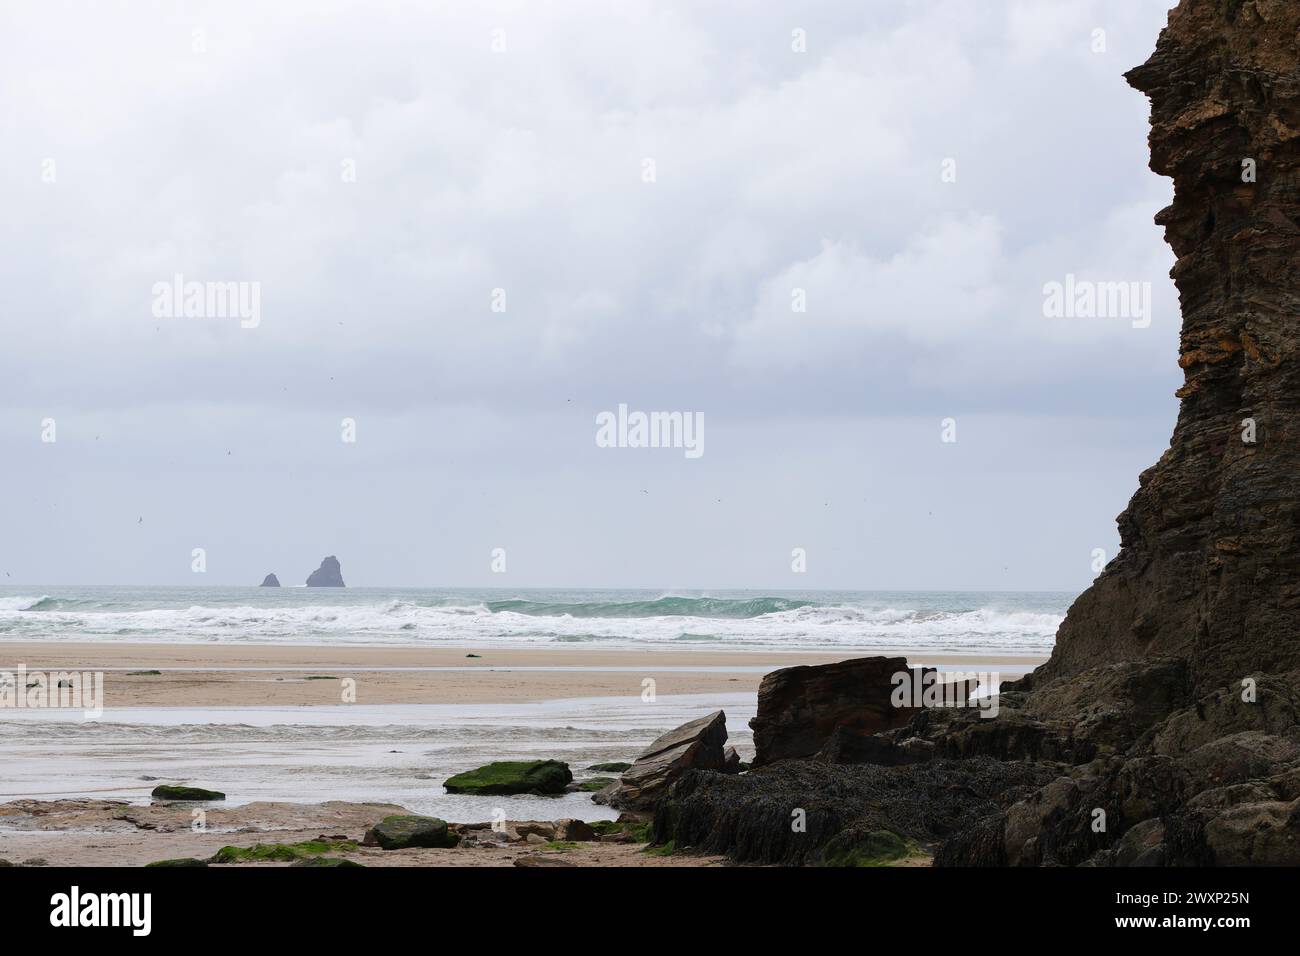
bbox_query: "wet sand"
[0,798,726,867]
[0,642,1046,707]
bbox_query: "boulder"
[306,556,345,587]
[151,785,225,801]
[1203,799,1300,866]
[1110,818,1168,867]
[605,710,728,810]
[750,657,976,766]
[363,814,458,850]
[512,822,556,841]
[260,573,280,587]
[144,858,209,867]
[443,760,572,795]
[554,818,598,842]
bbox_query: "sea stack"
[306,556,345,587]
[259,573,280,587]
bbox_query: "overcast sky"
[0,0,1181,590]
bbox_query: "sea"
[0,586,1068,653]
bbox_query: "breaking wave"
[0,589,1064,652]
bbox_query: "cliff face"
[1037,0,1300,696]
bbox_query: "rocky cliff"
[1037,0,1300,697]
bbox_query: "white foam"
[0,596,1062,652]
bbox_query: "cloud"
[0,0,1185,587]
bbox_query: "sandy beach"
[1,642,1046,707]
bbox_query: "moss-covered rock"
[145,858,209,867]
[588,762,632,773]
[364,815,459,850]
[578,776,616,792]
[443,760,572,795]
[209,839,357,863]
[151,785,225,801]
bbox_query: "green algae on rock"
[443,760,572,795]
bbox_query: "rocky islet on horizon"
[306,556,345,588]
[254,557,344,587]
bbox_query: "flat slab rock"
[605,710,730,810]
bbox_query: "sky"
[0,0,1183,590]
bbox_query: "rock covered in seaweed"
[443,760,572,796]
[652,758,1058,866]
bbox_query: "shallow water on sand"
[0,693,755,823]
